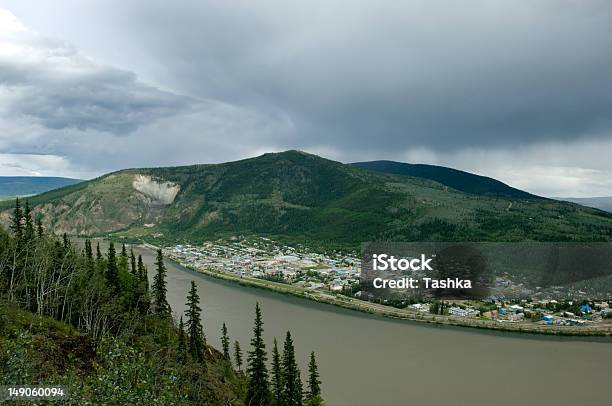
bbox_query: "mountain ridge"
[351,160,538,199]
[1,150,611,249]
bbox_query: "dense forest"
[0,198,324,405]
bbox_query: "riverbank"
[141,243,612,337]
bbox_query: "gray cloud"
[0,15,191,135]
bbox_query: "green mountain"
[351,160,536,199]
[0,176,82,197]
[1,151,611,249]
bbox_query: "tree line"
[0,198,324,405]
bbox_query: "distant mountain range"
[555,197,612,214]
[351,160,538,199]
[1,151,610,254]
[0,176,82,197]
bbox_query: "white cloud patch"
[0,9,190,135]
[0,153,80,177]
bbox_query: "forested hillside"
[0,199,324,405]
[351,160,536,199]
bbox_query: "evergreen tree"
[130,249,137,276]
[281,331,302,406]
[221,322,230,360]
[10,197,23,241]
[95,242,105,274]
[36,218,43,238]
[185,280,205,362]
[96,242,102,262]
[151,249,170,317]
[23,200,34,242]
[271,338,283,406]
[121,243,127,258]
[137,254,148,288]
[234,341,243,372]
[177,316,187,361]
[62,233,69,249]
[84,239,94,274]
[305,352,322,405]
[106,242,119,291]
[246,302,271,405]
[84,239,92,260]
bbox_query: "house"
[508,304,524,314]
[449,306,480,317]
[330,283,343,292]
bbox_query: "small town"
[164,237,612,329]
[165,237,361,292]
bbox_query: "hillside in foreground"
[1,151,611,249]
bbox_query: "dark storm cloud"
[104,0,612,152]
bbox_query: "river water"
[130,245,612,406]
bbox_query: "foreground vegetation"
[0,199,324,405]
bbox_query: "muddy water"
[122,244,612,406]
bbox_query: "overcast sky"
[1,1,611,197]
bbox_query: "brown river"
[129,245,612,406]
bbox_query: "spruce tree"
[121,243,127,258]
[84,239,92,260]
[151,249,170,317]
[234,341,243,372]
[185,280,205,362]
[177,316,187,361]
[23,201,34,242]
[96,242,102,262]
[36,218,43,238]
[246,302,271,405]
[130,249,137,276]
[10,198,23,241]
[281,331,303,406]
[106,242,119,291]
[95,242,105,274]
[137,254,148,288]
[271,338,283,406]
[84,239,94,274]
[305,352,322,405]
[221,322,230,360]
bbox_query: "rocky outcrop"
[132,175,180,205]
